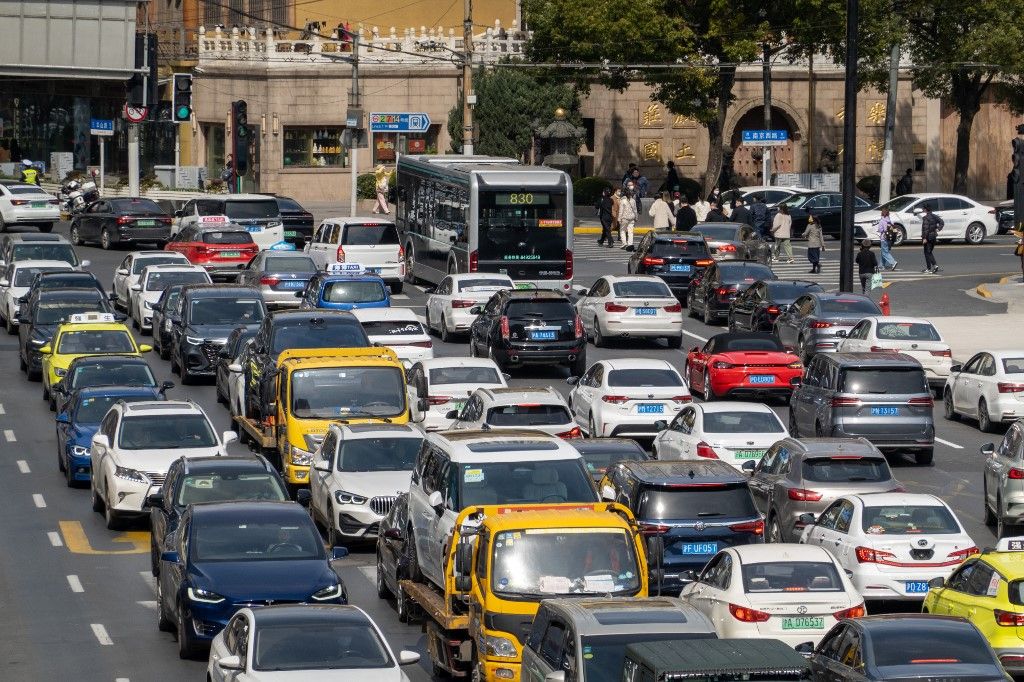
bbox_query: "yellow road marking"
[59,520,149,555]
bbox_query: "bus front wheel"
[403,242,418,284]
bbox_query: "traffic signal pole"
[839,0,859,293]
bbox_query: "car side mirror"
[91,433,110,449]
[294,290,304,298]
[573,286,589,296]
[428,490,444,512]
[130,284,142,292]
[981,443,996,456]
[454,575,472,592]
[228,363,243,373]
[295,489,312,507]
[55,412,69,424]
[331,546,349,560]
[138,344,153,353]
[545,672,566,682]
[654,419,667,431]
[116,268,129,276]
[928,576,946,588]
[445,409,459,419]
[108,292,118,301]
[690,346,699,353]
[741,459,757,472]
[423,286,436,294]
[450,235,459,243]
[145,492,164,508]
[417,397,428,414]
[469,306,483,315]
[313,459,331,473]
[0,279,9,288]
[566,376,579,385]
[216,654,243,670]
[798,512,817,526]
[221,430,238,446]
[399,651,421,666]
[794,642,815,655]
[600,484,615,501]
[950,363,962,373]
[173,210,183,218]
[835,330,847,338]
[679,569,698,583]
[160,380,175,393]
[39,344,52,355]
[160,550,180,564]
[80,260,91,268]
[383,528,403,541]
[454,541,474,575]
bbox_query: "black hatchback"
[469,289,586,376]
[688,260,777,325]
[627,231,714,298]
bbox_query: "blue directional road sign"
[742,129,788,146]
[369,112,432,133]
[90,118,115,137]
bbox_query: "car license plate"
[669,264,692,272]
[749,374,775,384]
[220,251,241,258]
[280,280,305,289]
[451,401,465,411]
[634,307,657,315]
[637,403,664,414]
[782,617,825,630]
[871,406,900,416]
[136,219,156,227]
[530,330,557,341]
[31,201,46,209]
[679,542,718,555]
[734,449,766,460]
[366,267,381,274]
[245,225,264,233]
[284,230,297,237]
[905,580,930,594]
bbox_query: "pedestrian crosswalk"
[573,237,632,264]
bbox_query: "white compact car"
[406,357,508,431]
[90,401,236,530]
[652,402,788,470]
[836,316,952,391]
[574,275,684,348]
[568,358,691,438]
[679,544,865,647]
[854,193,998,245]
[448,387,580,438]
[799,493,977,601]
[944,350,1024,432]
[306,217,405,293]
[0,181,60,232]
[111,250,191,311]
[351,307,433,365]
[424,272,514,342]
[130,263,211,332]
[0,259,73,331]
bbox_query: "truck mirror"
[454,542,474,575]
[454,575,472,592]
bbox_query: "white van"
[305,217,405,293]
[174,195,286,250]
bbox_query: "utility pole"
[462,0,475,155]
[762,42,772,186]
[807,53,815,172]
[878,43,900,204]
[348,31,361,217]
[839,0,859,293]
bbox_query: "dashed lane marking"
[33,494,45,508]
[392,293,410,300]
[357,566,376,583]
[48,531,63,547]
[682,330,708,342]
[136,601,157,610]
[4,429,15,442]
[116,678,130,682]
[0,403,6,414]
[90,623,113,646]
[67,575,84,593]
[935,437,964,450]
[16,460,29,474]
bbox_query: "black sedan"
[271,195,315,247]
[687,260,776,325]
[728,279,824,332]
[568,438,650,483]
[773,191,876,238]
[151,284,187,361]
[375,492,413,622]
[626,231,714,298]
[689,223,771,263]
[70,198,173,250]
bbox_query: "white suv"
[407,429,598,590]
[305,217,405,293]
[129,263,211,332]
[90,401,236,529]
[406,358,508,431]
[309,423,423,545]
[448,387,579,438]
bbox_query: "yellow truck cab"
[403,502,648,681]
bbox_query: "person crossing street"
[876,208,898,271]
[770,203,794,263]
[920,204,943,273]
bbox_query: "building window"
[204,124,226,181]
[283,127,347,168]
[372,125,439,165]
[228,0,244,26]
[203,1,221,27]
[272,2,289,26]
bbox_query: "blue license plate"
[871,406,900,416]
[679,542,718,555]
[244,225,263,232]
[530,330,557,341]
[749,375,775,384]
[637,404,664,414]
[279,280,305,289]
[669,264,692,273]
[366,267,381,274]
[634,307,657,316]
[905,580,930,594]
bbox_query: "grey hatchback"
[789,353,935,465]
[745,437,903,543]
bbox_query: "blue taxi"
[297,263,391,311]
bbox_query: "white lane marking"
[682,330,708,342]
[16,460,29,474]
[392,293,410,300]
[935,437,964,450]
[48,531,63,547]
[116,678,131,682]
[32,494,46,508]
[136,600,157,610]
[140,571,157,596]
[90,623,113,646]
[67,575,84,593]
[357,566,377,583]
[4,429,15,442]
[411,284,426,293]
[0,403,6,414]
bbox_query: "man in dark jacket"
[750,195,770,239]
[730,197,752,226]
[895,169,913,196]
[675,197,697,232]
[920,204,943,273]
[595,187,614,246]
[705,200,728,222]
[663,160,680,193]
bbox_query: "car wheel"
[158,337,170,361]
[984,481,996,526]
[727,314,736,332]
[488,344,505,372]
[48,392,55,412]
[42,381,49,402]
[914,448,934,466]
[965,222,986,245]
[327,505,342,548]
[440,315,453,343]
[26,363,40,382]
[150,536,160,577]
[979,398,996,433]
[180,360,195,385]
[589,415,599,439]
[57,439,66,473]
[570,352,587,378]
[177,603,202,659]
[788,409,800,437]
[104,488,123,530]
[395,582,411,623]
[424,308,434,336]
[943,389,958,421]
[997,498,1014,539]
[376,552,391,599]
[101,228,113,250]
[156,579,174,632]
[406,527,424,583]
[468,336,478,357]
[814,421,827,438]
[890,225,907,247]
[703,369,716,400]
[593,321,607,348]
[70,224,82,246]
[665,334,682,349]
[767,516,783,543]
[702,302,714,326]
[0,214,5,232]
[5,312,15,335]
[91,480,104,513]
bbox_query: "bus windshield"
[478,191,568,264]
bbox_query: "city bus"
[395,155,574,292]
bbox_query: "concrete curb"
[976,284,993,298]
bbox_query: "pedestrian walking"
[675,196,697,232]
[621,163,638,186]
[649,191,676,230]
[596,187,614,246]
[705,200,728,223]
[802,215,825,273]
[771,204,794,263]
[730,197,752,227]
[373,164,391,214]
[875,207,898,271]
[920,203,943,273]
[895,168,914,196]
[856,239,879,294]
[618,187,639,248]
[626,168,648,214]
[611,189,622,246]
[707,185,721,206]
[693,194,711,222]
[750,195,770,239]
[663,161,680,193]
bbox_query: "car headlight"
[334,490,367,505]
[185,335,204,345]
[114,465,149,484]
[187,586,226,604]
[481,634,518,658]
[290,445,314,466]
[311,583,344,601]
[70,445,90,458]
[54,368,67,377]
[144,300,154,310]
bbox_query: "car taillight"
[671,395,692,403]
[1010,468,1024,480]
[557,426,582,439]
[718,244,737,252]
[605,302,628,313]
[409,340,433,348]
[999,382,1024,393]
[194,245,210,256]
[870,346,897,352]
[640,522,670,536]
[695,259,714,266]
[788,488,823,502]
[767,305,780,314]
[929,349,952,357]
[116,216,133,224]
[574,315,584,339]
[831,396,861,407]
[729,519,764,535]
[160,217,172,224]
[695,442,718,459]
[995,609,1024,626]
[947,546,978,560]
[428,396,452,405]
[565,249,573,280]
[500,315,509,339]
[855,546,897,564]
[602,395,628,404]
[716,287,732,297]
[48,199,61,205]
[810,321,833,328]
[260,276,280,286]
[664,303,682,312]
[712,361,733,369]
[833,604,866,620]
[908,396,934,407]
[398,244,405,261]
[641,256,664,266]
[451,299,476,308]
[9,199,27,206]
[729,603,770,623]
[469,250,478,272]
[788,361,803,369]
[336,244,346,262]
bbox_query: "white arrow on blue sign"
[369,112,432,133]
[90,118,115,137]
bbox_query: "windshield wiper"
[329,410,394,423]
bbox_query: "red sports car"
[685,332,803,400]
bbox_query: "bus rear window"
[478,191,567,262]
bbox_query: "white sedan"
[351,308,433,365]
[0,259,73,332]
[424,273,514,342]
[208,605,420,682]
[944,350,1024,432]
[652,402,788,470]
[853,193,997,245]
[574,275,683,348]
[0,181,60,232]
[799,493,977,601]
[130,263,211,332]
[568,358,691,438]
[836,316,952,391]
[112,250,191,311]
[406,357,508,431]
[679,544,864,647]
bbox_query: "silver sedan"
[236,251,319,309]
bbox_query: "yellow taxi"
[40,312,151,408]
[924,536,1024,674]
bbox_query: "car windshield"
[741,561,844,593]
[429,365,501,385]
[201,230,253,244]
[692,225,740,241]
[75,395,127,423]
[875,322,941,341]
[861,504,961,534]
[35,300,105,324]
[253,621,392,671]
[112,199,163,215]
[264,256,317,273]
[458,278,512,292]
[57,330,135,354]
[70,362,155,389]
[607,369,682,387]
[839,368,926,394]
[1003,358,1024,374]
[612,280,673,298]
[455,459,596,508]
[175,473,287,505]
[290,367,406,419]
[270,320,368,354]
[360,319,426,337]
[486,404,571,426]
[580,633,716,682]
[191,518,323,562]
[638,485,758,520]
[189,299,264,325]
[702,411,784,433]
[872,628,993,667]
[132,256,185,274]
[651,240,707,257]
[336,437,421,472]
[322,280,388,303]
[766,281,823,299]
[12,244,78,265]
[580,447,648,478]
[224,200,279,220]
[819,298,881,314]
[14,266,68,286]
[7,186,49,196]
[801,457,892,483]
[161,290,182,312]
[878,195,919,213]
[35,274,98,290]
[781,194,811,208]
[145,271,209,291]
[118,414,217,449]
[491,528,640,598]
[341,223,399,245]
[720,265,774,283]
[505,300,574,319]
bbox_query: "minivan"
[789,352,935,465]
[305,217,405,293]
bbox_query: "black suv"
[245,310,370,420]
[627,232,713,298]
[468,289,586,376]
[151,284,186,360]
[728,279,823,332]
[18,288,114,381]
[688,260,776,325]
[599,460,764,594]
[170,284,266,384]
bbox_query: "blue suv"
[55,386,165,487]
[298,269,391,311]
[157,501,348,659]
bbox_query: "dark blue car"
[157,501,348,659]
[298,269,391,311]
[55,385,165,487]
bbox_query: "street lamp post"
[839,0,859,293]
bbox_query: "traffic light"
[232,100,251,176]
[172,74,193,122]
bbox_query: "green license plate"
[136,219,156,227]
[31,202,46,209]
[782,617,825,630]
[220,251,241,258]
[734,449,766,459]
[284,230,297,237]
